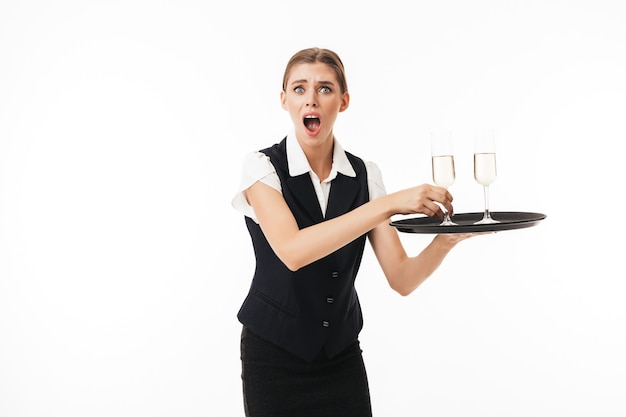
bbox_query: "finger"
[417,198,439,219]
[432,193,453,216]
[425,201,445,220]
[430,186,453,206]
[421,186,449,219]
[445,189,454,202]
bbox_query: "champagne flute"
[431,130,457,226]
[473,128,499,224]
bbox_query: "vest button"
[322,321,330,327]
[326,297,334,304]
[331,271,339,278]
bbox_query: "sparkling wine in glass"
[473,128,499,224]
[431,130,457,226]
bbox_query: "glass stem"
[483,185,491,219]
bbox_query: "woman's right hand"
[388,183,454,220]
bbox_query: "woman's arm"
[245,180,453,272]
[367,219,475,296]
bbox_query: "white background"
[1,1,625,416]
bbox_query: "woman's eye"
[294,86,304,93]
[319,86,331,94]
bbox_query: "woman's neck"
[301,138,333,182]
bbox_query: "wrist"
[433,234,459,250]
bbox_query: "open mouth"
[303,115,321,134]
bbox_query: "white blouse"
[231,133,387,223]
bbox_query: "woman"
[231,47,476,416]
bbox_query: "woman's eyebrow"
[289,79,336,86]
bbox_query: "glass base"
[440,213,457,226]
[440,220,458,226]
[473,215,499,225]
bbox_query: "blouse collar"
[286,131,357,179]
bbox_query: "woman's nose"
[305,92,318,107]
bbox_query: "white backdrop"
[1,1,625,416]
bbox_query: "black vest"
[237,138,370,362]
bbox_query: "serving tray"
[390,211,546,234]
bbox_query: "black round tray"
[390,211,547,234]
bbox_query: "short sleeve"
[231,151,282,220]
[365,160,386,200]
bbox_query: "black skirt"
[240,326,373,417]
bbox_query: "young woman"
[232,47,477,416]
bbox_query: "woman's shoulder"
[240,150,276,178]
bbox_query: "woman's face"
[281,62,349,149]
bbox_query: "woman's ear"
[280,90,288,110]
[339,92,350,112]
